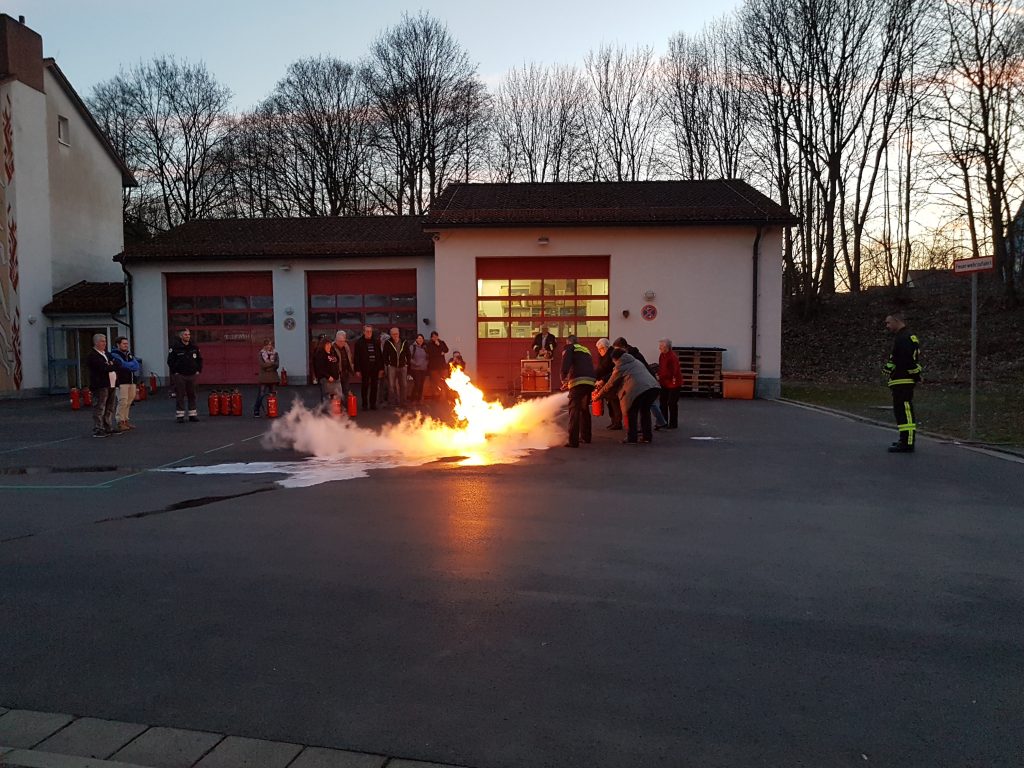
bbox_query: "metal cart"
[520,358,551,396]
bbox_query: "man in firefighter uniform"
[883,312,922,453]
[168,328,203,423]
[560,335,596,448]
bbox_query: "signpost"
[952,256,996,439]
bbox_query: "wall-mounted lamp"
[621,309,630,319]
[643,289,656,300]
[422,317,431,326]
[284,306,295,317]
[279,264,291,272]
[537,236,550,245]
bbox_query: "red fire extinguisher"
[149,372,157,395]
[82,387,93,407]
[267,393,279,418]
[231,389,242,416]
[136,382,147,402]
[330,395,342,418]
[347,391,358,417]
[280,368,288,386]
[208,390,221,416]
[591,395,604,417]
[219,391,230,416]
[70,387,81,410]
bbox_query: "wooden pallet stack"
[673,347,724,397]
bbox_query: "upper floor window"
[57,115,70,146]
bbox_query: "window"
[476,277,609,339]
[57,115,70,146]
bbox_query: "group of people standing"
[560,335,683,447]
[85,333,142,437]
[315,326,458,412]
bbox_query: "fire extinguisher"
[280,369,288,386]
[149,372,157,395]
[82,387,93,407]
[136,382,147,402]
[231,389,242,416]
[330,395,342,418]
[591,395,604,417]
[70,387,81,410]
[347,391,358,417]
[267,393,279,418]
[208,390,221,416]
[219,390,230,416]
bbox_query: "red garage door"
[476,257,610,393]
[307,268,417,344]
[166,272,274,384]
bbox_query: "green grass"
[782,380,1024,448]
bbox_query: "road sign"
[953,256,995,274]
[641,304,658,321]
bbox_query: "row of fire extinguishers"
[208,389,245,417]
[69,372,160,410]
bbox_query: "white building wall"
[433,225,785,397]
[45,67,124,291]
[129,256,436,384]
[4,80,54,393]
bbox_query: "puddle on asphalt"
[0,465,131,475]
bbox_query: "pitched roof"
[116,216,434,263]
[426,180,798,228]
[43,281,125,316]
[43,59,137,187]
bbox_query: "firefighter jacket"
[883,328,921,387]
[561,343,597,388]
[167,340,203,376]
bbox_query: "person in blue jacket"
[110,336,141,432]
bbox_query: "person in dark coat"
[167,328,203,423]
[883,311,922,453]
[353,325,383,411]
[312,337,341,403]
[532,324,558,359]
[426,331,450,399]
[560,335,596,448]
[594,338,622,430]
[86,333,122,437]
[382,327,411,407]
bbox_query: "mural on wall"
[0,92,21,391]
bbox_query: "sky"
[18,0,741,110]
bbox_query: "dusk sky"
[22,0,741,109]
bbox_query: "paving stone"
[35,717,148,759]
[0,748,154,768]
[191,736,302,768]
[288,746,387,768]
[0,710,75,749]
[109,726,223,768]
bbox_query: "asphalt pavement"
[1,386,1022,768]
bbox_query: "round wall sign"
[641,304,658,321]
[283,317,296,330]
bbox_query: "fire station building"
[120,180,796,398]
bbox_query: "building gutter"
[751,227,764,372]
[120,260,134,349]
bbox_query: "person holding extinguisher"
[559,335,596,448]
[253,338,280,417]
[167,328,203,423]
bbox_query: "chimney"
[0,14,44,93]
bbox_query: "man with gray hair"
[85,333,121,437]
[594,338,622,430]
[333,330,354,399]
[382,327,410,407]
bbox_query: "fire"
[258,366,567,473]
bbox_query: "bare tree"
[583,44,661,181]
[362,12,489,214]
[662,18,750,180]
[489,62,591,182]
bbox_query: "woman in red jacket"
[657,338,682,429]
